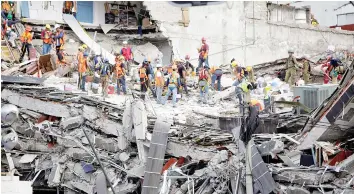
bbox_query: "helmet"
[143,58,148,63]
[25,25,32,31]
[288,49,294,53]
[83,52,89,57]
[45,24,51,29]
[231,61,238,68]
[246,66,252,72]
[156,64,162,68]
[82,44,88,49]
[78,46,84,51]
[185,55,190,60]
[231,58,235,63]
[201,37,206,41]
[123,41,128,45]
[54,24,60,29]
[119,56,125,60]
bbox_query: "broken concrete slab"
[210,86,236,101]
[133,42,163,65]
[274,170,336,185]
[18,154,37,163]
[132,100,147,140]
[123,99,133,141]
[119,152,130,162]
[47,164,63,187]
[100,24,117,34]
[95,136,120,152]
[60,116,84,130]
[257,140,284,157]
[2,89,72,118]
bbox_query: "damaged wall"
[145,1,354,66]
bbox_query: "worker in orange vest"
[53,24,65,55]
[115,56,126,95]
[78,52,89,91]
[19,25,33,62]
[41,24,52,55]
[155,63,165,104]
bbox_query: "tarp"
[62,14,115,64]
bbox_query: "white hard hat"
[303,54,310,59]
[54,24,60,29]
[288,49,294,53]
[123,41,128,45]
[156,64,162,68]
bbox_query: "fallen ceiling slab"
[63,14,115,64]
[1,75,45,85]
[100,24,117,34]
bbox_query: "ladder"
[1,38,17,62]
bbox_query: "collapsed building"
[2,1,354,194]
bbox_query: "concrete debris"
[60,116,84,130]
[18,154,37,163]
[257,139,284,157]
[133,42,163,65]
[286,186,311,194]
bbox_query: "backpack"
[199,69,208,80]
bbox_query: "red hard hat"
[185,55,190,60]
[201,37,206,41]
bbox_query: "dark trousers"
[56,46,61,54]
[138,25,142,36]
[20,43,32,62]
[140,78,148,99]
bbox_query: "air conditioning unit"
[293,84,338,110]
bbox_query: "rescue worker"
[57,47,68,66]
[245,66,255,83]
[197,37,209,73]
[162,65,180,107]
[177,59,189,95]
[155,63,165,104]
[237,78,253,115]
[210,65,223,91]
[99,58,111,98]
[329,57,341,84]
[311,14,319,27]
[19,25,33,62]
[284,49,301,87]
[53,24,65,54]
[78,52,89,91]
[263,85,272,113]
[184,55,195,74]
[81,44,88,53]
[115,56,127,95]
[120,41,134,75]
[41,24,52,55]
[139,59,151,100]
[302,55,311,84]
[198,65,211,104]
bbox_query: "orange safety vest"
[155,71,164,87]
[42,30,52,44]
[78,57,87,73]
[139,67,147,79]
[20,31,33,44]
[115,63,125,78]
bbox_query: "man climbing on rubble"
[162,65,180,107]
[210,64,223,91]
[115,56,127,95]
[19,25,33,62]
[177,58,189,95]
[245,66,255,83]
[99,58,111,98]
[197,37,209,73]
[184,55,195,76]
[198,65,211,104]
[57,47,68,66]
[302,55,311,84]
[139,58,151,100]
[121,40,133,75]
[41,24,52,55]
[155,63,165,104]
[53,24,65,55]
[78,52,89,91]
[285,49,301,87]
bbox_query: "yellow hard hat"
[246,66,252,72]
[82,44,88,49]
[119,56,125,60]
[231,61,238,67]
[45,24,51,29]
[78,46,84,51]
